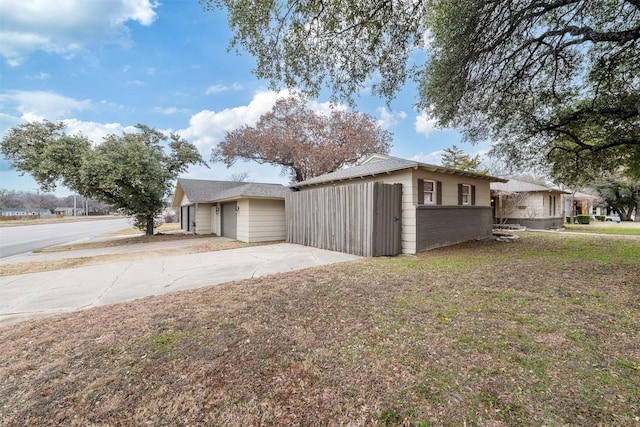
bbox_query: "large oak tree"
[211,95,392,182]
[202,0,639,179]
[1,121,206,235]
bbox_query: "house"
[54,207,85,216]
[171,179,290,243]
[289,154,508,255]
[491,179,569,229]
[1,208,30,217]
[562,191,606,220]
[1,208,51,217]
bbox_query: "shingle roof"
[491,179,569,193]
[213,182,291,201]
[291,154,507,188]
[174,178,289,205]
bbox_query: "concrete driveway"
[0,242,361,326]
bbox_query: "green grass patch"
[564,223,640,235]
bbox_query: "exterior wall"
[194,203,213,234]
[287,182,401,256]
[235,199,251,242]
[296,170,415,254]
[414,170,492,207]
[494,192,563,229]
[211,205,221,236]
[296,169,495,254]
[416,206,493,252]
[244,199,286,243]
[501,217,564,229]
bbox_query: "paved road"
[0,217,132,259]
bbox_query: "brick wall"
[416,206,493,252]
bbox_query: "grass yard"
[1,233,638,426]
[563,221,640,235]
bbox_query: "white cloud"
[0,90,92,121]
[308,99,347,116]
[179,90,291,150]
[26,71,50,80]
[62,119,137,143]
[410,151,444,166]
[0,112,24,138]
[0,0,159,65]
[205,83,244,95]
[415,111,438,137]
[376,107,407,128]
[154,107,190,115]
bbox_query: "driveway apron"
[0,243,360,326]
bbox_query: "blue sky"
[0,0,489,196]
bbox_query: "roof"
[291,154,507,188]
[491,179,569,194]
[172,178,289,206]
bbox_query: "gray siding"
[499,217,564,229]
[286,182,401,257]
[221,202,237,239]
[416,206,493,252]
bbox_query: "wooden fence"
[286,181,402,257]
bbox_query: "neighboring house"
[2,208,29,216]
[289,154,508,255]
[171,179,290,243]
[562,191,606,219]
[54,207,85,216]
[1,208,52,217]
[491,179,568,229]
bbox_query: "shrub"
[575,215,591,224]
[595,215,605,222]
[566,215,591,224]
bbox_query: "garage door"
[221,202,237,239]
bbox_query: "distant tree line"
[0,189,112,215]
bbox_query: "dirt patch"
[0,233,638,426]
[0,234,279,277]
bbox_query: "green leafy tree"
[594,178,640,222]
[202,0,639,179]
[212,95,392,182]
[1,121,206,235]
[440,145,487,174]
[1,121,91,193]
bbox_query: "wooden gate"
[286,182,401,256]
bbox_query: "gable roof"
[491,179,569,194]
[291,154,507,188]
[172,178,289,206]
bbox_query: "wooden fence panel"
[286,182,401,257]
[372,183,402,256]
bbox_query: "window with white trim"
[423,180,435,203]
[461,184,471,205]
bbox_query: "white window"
[423,180,435,203]
[461,184,471,205]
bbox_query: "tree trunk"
[146,213,154,236]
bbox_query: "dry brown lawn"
[0,233,638,426]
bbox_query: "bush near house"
[566,215,591,224]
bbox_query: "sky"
[0,0,490,196]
